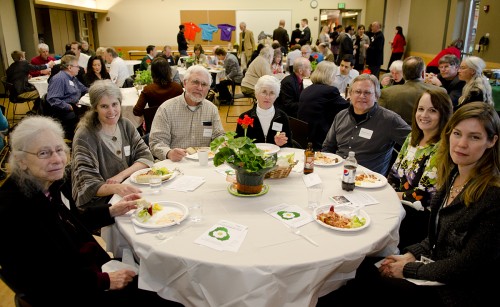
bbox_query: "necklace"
[448,176,469,201]
[102,125,118,142]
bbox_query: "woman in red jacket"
[388,26,406,70]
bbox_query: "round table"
[28,75,49,97]
[103,148,404,307]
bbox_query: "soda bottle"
[303,142,314,174]
[342,151,357,191]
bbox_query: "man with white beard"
[149,65,225,161]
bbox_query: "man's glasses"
[189,79,210,88]
[21,147,67,159]
[352,90,374,97]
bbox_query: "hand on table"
[109,193,141,217]
[108,269,136,290]
[379,252,416,279]
[274,132,288,147]
[168,148,187,162]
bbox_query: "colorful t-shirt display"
[183,22,201,41]
[199,24,218,41]
[217,24,236,41]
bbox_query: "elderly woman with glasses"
[457,56,494,108]
[0,116,183,306]
[72,80,154,208]
[236,75,291,147]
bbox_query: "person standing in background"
[353,25,370,71]
[273,20,289,56]
[365,21,385,78]
[238,22,255,70]
[290,23,301,49]
[388,26,406,70]
[177,25,188,56]
[297,19,311,46]
[81,40,95,57]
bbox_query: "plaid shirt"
[149,94,225,160]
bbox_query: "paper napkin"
[264,203,314,228]
[164,175,205,192]
[194,220,248,252]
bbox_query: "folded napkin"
[194,220,248,252]
[164,175,205,192]
[264,203,314,228]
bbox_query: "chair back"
[288,116,309,149]
[0,77,16,102]
[39,94,56,118]
[122,77,134,88]
[143,106,159,134]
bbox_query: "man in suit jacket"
[378,56,447,125]
[6,50,54,102]
[366,21,385,78]
[273,20,289,55]
[290,23,301,49]
[296,19,311,46]
[337,25,354,65]
[139,45,156,71]
[215,47,244,103]
[275,57,311,118]
[238,22,255,70]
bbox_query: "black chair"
[0,76,35,126]
[0,266,33,307]
[288,117,309,149]
[122,77,135,88]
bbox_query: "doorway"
[319,9,362,35]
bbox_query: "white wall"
[0,0,22,66]
[96,0,367,47]
[382,0,411,70]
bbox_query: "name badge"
[407,146,417,159]
[203,128,212,137]
[359,128,373,139]
[272,122,283,132]
[124,145,131,157]
[69,80,75,86]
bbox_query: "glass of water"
[189,203,203,223]
[149,175,162,194]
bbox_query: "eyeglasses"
[352,90,374,97]
[258,90,277,98]
[189,79,210,88]
[21,147,67,159]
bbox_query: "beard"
[185,91,205,104]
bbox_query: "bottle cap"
[348,151,355,157]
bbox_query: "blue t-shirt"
[199,24,218,41]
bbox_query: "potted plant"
[184,57,195,68]
[210,115,277,194]
[133,70,152,92]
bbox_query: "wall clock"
[310,1,318,9]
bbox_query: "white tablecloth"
[28,75,49,97]
[177,66,225,84]
[124,60,141,77]
[103,148,404,307]
[78,87,142,128]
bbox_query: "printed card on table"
[264,203,314,228]
[330,191,379,208]
[194,220,248,252]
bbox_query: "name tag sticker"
[203,128,212,137]
[272,122,283,132]
[69,80,75,86]
[124,145,131,157]
[359,128,373,139]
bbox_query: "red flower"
[146,59,151,64]
[313,54,318,59]
[362,68,372,75]
[237,114,254,129]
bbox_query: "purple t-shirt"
[217,24,236,41]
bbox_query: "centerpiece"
[133,70,152,93]
[210,115,277,195]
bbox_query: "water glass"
[149,175,162,194]
[189,204,203,223]
[198,147,209,166]
[307,185,323,209]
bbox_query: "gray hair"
[301,45,312,54]
[389,60,403,72]
[310,61,337,86]
[95,47,107,58]
[350,74,381,99]
[78,80,123,131]
[60,55,77,70]
[38,43,49,52]
[459,56,493,105]
[106,47,118,58]
[255,75,281,97]
[183,64,213,85]
[438,54,460,67]
[8,116,68,195]
[293,57,311,73]
[259,46,274,63]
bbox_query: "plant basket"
[265,160,298,179]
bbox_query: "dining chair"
[288,116,309,149]
[0,77,35,126]
[225,78,255,123]
[143,106,159,135]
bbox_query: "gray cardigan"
[71,118,154,207]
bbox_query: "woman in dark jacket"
[236,75,292,147]
[83,55,110,87]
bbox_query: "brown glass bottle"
[304,142,314,174]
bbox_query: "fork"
[156,224,192,244]
[289,225,319,247]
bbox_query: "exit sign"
[338,3,346,9]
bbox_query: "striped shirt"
[149,94,225,160]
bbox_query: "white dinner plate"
[255,143,280,155]
[339,170,387,188]
[185,151,215,160]
[313,204,371,232]
[129,168,177,185]
[131,201,189,229]
[314,153,343,166]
